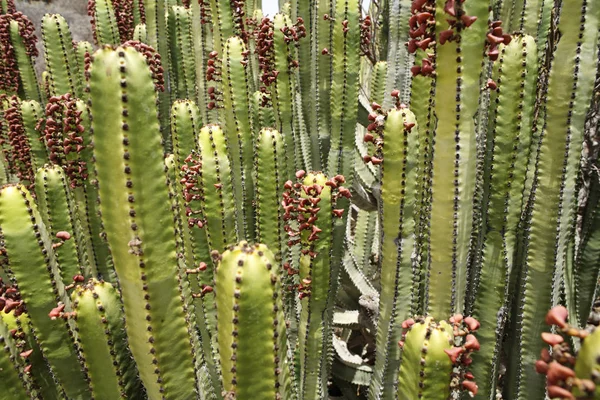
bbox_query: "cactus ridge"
[41,14,83,98]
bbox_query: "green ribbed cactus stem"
[207,0,235,55]
[255,128,286,259]
[169,103,221,396]
[75,41,93,100]
[251,91,275,129]
[283,171,350,399]
[71,279,142,399]
[0,0,14,14]
[265,14,304,178]
[255,128,296,332]
[0,184,89,398]
[184,124,238,254]
[132,0,144,27]
[0,310,62,399]
[39,94,103,280]
[89,45,197,399]
[215,242,295,400]
[368,106,421,400]
[369,61,387,104]
[41,14,83,98]
[327,0,359,183]
[397,315,480,399]
[141,0,170,150]
[165,154,221,400]
[35,165,91,282]
[133,23,147,42]
[16,100,46,171]
[88,0,120,46]
[168,6,197,101]
[71,98,111,281]
[0,312,33,399]
[469,35,537,400]
[188,0,210,123]
[513,2,600,398]
[222,36,255,240]
[305,0,333,169]
[8,19,41,103]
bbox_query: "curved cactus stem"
[222,36,255,240]
[369,108,420,400]
[0,184,89,398]
[9,20,41,103]
[512,2,600,398]
[216,242,296,399]
[169,6,197,101]
[41,14,83,98]
[89,0,121,46]
[71,279,142,398]
[89,45,197,399]
[35,165,91,282]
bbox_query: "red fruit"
[546,361,575,384]
[487,33,504,45]
[401,318,415,329]
[444,0,456,16]
[535,360,549,374]
[547,386,574,400]
[20,349,33,358]
[391,89,400,98]
[462,380,478,396]
[464,316,480,331]
[464,334,480,351]
[296,170,306,179]
[461,15,477,27]
[486,79,497,90]
[56,231,71,240]
[48,304,65,319]
[407,40,418,54]
[541,332,564,346]
[445,346,464,363]
[545,306,569,328]
[411,65,422,76]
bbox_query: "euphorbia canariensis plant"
[0,0,598,399]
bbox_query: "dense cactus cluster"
[0,0,598,399]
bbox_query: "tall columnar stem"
[89,45,197,399]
